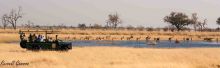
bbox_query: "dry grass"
[0,43,220,68]
[0,34,19,43]
[0,29,220,68]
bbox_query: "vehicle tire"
[68,45,72,49]
[63,47,69,52]
[60,46,68,51]
[20,41,27,48]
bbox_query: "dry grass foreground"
[0,43,220,68]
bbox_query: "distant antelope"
[84,36,91,40]
[175,39,180,44]
[168,37,172,42]
[111,37,116,41]
[168,36,174,42]
[105,35,111,40]
[204,38,213,42]
[79,37,84,40]
[96,37,102,40]
[100,37,105,40]
[130,35,134,38]
[72,37,76,40]
[183,38,189,41]
[136,37,141,41]
[185,38,190,41]
[145,36,151,41]
[121,36,125,40]
[127,35,134,40]
[198,36,202,39]
[154,37,160,42]
[127,37,130,40]
[67,36,70,40]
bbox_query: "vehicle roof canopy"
[19,30,60,34]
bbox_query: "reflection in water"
[72,40,220,48]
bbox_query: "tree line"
[78,12,220,32]
[1,7,220,31]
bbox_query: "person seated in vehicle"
[44,38,49,42]
[32,34,37,42]
[40,36,45,42]
[36,35,42,42]
[49,37,53,42]
[28,34,33,42]
[45,37,52,42]
[54,35,59,43]
[20,32,26,40]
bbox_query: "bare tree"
[190,13,208,32]
[198,19,207,31]
[25,20,34,29]
[202,19,207,29]
[191,13,199,31]
[106,13,122,29]
[105,21,110,28]
[217,17,220,28]
[193,19,207,32]
[1,14,9,29]
[3,7,23,30]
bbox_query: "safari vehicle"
[19,30,72,51]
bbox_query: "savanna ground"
[0,29,220,68]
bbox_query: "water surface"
[72,40,220,48]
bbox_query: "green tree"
[164,12,191,31]
[78,23,86,30]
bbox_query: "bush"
[136,26,145,31]
[78,23,87,30]
[91,24,102,29]
[126,25,135,30]
[146,27,154,31]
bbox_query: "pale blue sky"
[0,0,220,28]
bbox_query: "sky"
[0,0,220,28]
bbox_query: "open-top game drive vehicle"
[19,30,72,51]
